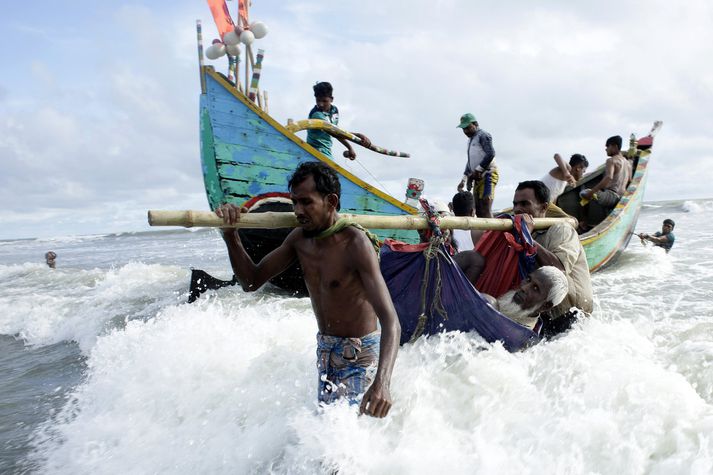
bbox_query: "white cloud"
[1,0,713,239]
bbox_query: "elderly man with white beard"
[482,266,569,331]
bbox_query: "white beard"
[496,290,541,326]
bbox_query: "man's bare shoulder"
[338,226,379,260]
[284,227,306,246]
[339,226,374,248]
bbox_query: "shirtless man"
[216,161,400,418]
[579,136,631,230]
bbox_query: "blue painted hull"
[199,67,418,292]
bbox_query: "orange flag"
[206,0,235,40]
[238,0,249,27]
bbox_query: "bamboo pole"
[148,210,576,231]
[245,44,250,98]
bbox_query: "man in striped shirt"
[456,113,498,218]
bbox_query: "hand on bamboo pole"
[148,209,577,231]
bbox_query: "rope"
[408,198,450,343]
[314,217,381,255]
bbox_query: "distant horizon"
[1,196,710,243]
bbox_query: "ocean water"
[1,200,712,474]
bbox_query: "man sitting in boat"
[307,82,371,160]
[216,161,400,418]
[578,136,632,232]
[541,153,589,204]
[483,266,569,331]
[638,219,676,252]
[512,180,593,337]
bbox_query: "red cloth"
[474,216,536,298]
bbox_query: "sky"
[2,0,713,240]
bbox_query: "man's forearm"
[221,230,260,291]
[592,176,611,193]
[373,318,400,387]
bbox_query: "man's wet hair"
[606,135,623,150]
[452,191,475,217]
[569,154,589,168]
[516,180,550,205]
[663,218,675,228]
[313,82,333,98]
[288,161,341,210]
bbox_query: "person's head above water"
[662,218,675,234]
[496,266,568,322]
[288,162,341,232]
[45,251,57,269]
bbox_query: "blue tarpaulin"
[380,240,540,352]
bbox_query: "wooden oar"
[148,210,576,231]
[285,119,410,158]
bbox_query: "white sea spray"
[1,200,712,473]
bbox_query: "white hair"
[534,266,568,306]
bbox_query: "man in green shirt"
[638,219,676,252]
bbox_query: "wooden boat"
[555,121,662,272]
[199,62,661,286]
[199,66,419,293]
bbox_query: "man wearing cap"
[456,113,498,219]
[638,219,676,252]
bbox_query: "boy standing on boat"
[638,219,675,252]
[456,113,498,218]
[307,82,371,160]
[216,161,400,418]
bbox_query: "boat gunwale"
[577,151,650,270]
